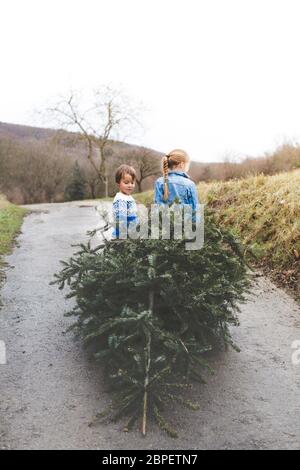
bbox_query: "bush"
[64,160,87,201]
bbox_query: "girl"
[154,149,199,216]
[112,164,139,238]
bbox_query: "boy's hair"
[162,149,190,201]
[115,164,137,184]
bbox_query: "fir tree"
[64,160,86,201]
[51,205,254,437]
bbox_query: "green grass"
[0,196,28,288]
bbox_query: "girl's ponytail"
[163,155,169,201]
[162,149,189,202]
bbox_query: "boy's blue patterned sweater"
[112,192,138,238]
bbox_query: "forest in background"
[1,121,300,205]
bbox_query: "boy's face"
[118,173,135,195]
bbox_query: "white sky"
[1,0,300,162]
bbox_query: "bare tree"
[136,148,162,192]
[47,86,143,197]
[83,163,103,199]
[117,147,161,192]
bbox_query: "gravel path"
[0,201,299,450]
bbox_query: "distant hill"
[0,121,159,157]
[0,121,210,204]
[3,122,300,188]
[0,121,205,181]
[0,122,56,141]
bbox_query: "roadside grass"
[134,169,300,301]
[0,195,28,292]
[201,169,300,300]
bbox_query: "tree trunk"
[104,176,109,198]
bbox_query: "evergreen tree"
[51,206,254,437]
[64,160,86,201]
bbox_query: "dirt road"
[0,201,299,449]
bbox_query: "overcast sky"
[2,0,300,162]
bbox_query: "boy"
[112,164,138,239]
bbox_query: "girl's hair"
[162,149,190,201]
[115,164,137,184]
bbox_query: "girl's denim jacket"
[154,171,200,220]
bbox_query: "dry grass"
[0,194,10,210]
[201,170,300,261]
[134,169,300,301]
